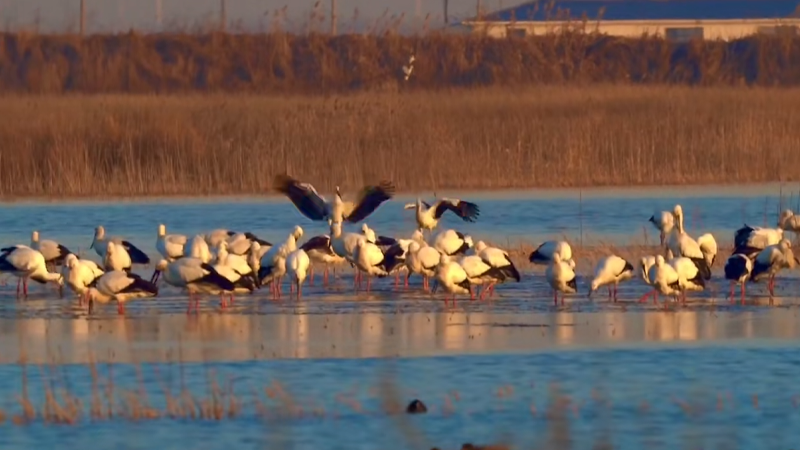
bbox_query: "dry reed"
[1,87,799,197]
[2,31,800,93]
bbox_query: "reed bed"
[2,31,800,93]
[1,87,800,197]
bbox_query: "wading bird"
[273,174,395,224]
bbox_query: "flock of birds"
[1,174,800,314]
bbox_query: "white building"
[462,0,800,41]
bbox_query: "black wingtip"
[648,215,656,223]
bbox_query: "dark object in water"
[406,399,427,414]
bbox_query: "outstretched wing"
[273,174,329,221]
[344,181,396,223]
[433,198,480,222]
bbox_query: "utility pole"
[477,0,483,19]
[443,0,449,24]
[415,0,421,19]
[79,0,86,35]
[219,0,227,31]
[331,0,337,35]
[155,0,163,28]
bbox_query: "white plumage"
[90,225,150,265]
[301,235,346,286]
[648,211,675,246]
[205,229,233,248]
[696,233,718,268]
[184,235,212,263]
[257,226,303,296]
[589,255,634,302]
[667,205,711,280]
[151,257,234,313]
[61,254,104,305]
[639,255,657,285]
[668,256,706,303]
[286,249,311,298]
[471,241,521,298]
[404,197,480,233]
[0,246,63,298]
[85,270,158,315]
[751,239,797,298]
[639,255,681,305]
[156,224,187,261]
[330,221,369,266]
[215,241,254,278]
[433,254,471,307]
[458,254,499,298]
[724,253,752,304]
[405,241,441,291]
[545,253,577,306]
[103,241,133,272]
[779,209,800,235]
[432,229,473,256]
[529,240,575,268]
[30,231,72,268]
[733,224,784,259]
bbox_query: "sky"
[0,0,511,32]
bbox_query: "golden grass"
[2,31,800,93]
[1,86,800,197]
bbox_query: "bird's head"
[474,241,487,253]
[150,259,169,284]
[293,225,304,240]
[158,223,166,237]
[31,230,39,243]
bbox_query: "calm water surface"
[1,185,799,449]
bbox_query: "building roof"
[473,0,800,22]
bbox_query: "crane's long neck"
[675,212,685,234]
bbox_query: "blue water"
[1,345,799,449]
[0,184,798,448]
[0,184,798,255]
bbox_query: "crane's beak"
[150,270,161,284]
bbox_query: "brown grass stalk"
[1,31,800,94]
[0,87,799,197]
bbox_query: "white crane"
[669,256,706,304]
[156,224,187,261]
[90,225,150,265]
[375,230,425,288]
[733,224,784,259]
[403,197,480,234]
[696,233,718,268]
[471,241,521,299]
[588,255,634,302]
[205,229,235,248]
[648,211,674,246]
[211,264,257,307]
[458,254,502,300]
[226,232,271,256]
[257,227,303,297]
[750,239,798,299]
[667,205,711,280]
[353,237,404,292]
[30,231,72,270]
[405,241,441,291]
[638,255,657,286]
[0,246,63,298]
[638,255,681,306]
[432,229,473,256]
[724,253,752,304]
[432,254,471,308]
[300,235,345,287]
[285,248,310,299]
[545,252,577,306]
[779,209,800,239]
[103,241,132,272]
[61,254,104,305]
[529,240,575,268]
[273,174,395,224]
[85,270,158,315]
[184,235,212,263]
[151,258,235,313]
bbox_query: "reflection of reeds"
[1,87,800,197]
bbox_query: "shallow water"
[1,183,799,253]
[1,184,800,448]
